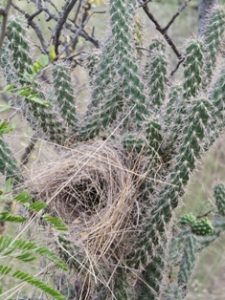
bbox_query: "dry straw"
[26,140,148,295]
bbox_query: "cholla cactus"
[2,1,225,299]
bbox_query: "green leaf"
[15,191,32,204]
[0,265,11,275]
[37,248,68,271]
[3,84,16,92]
[49,45,57,61]
[43,214,68,231]
[15,252,37,262]
[4,179,13,193]
[32,55,49,74]
[0,103,12,113]
[0,212,27,223]
[0,121,14,135]
[18,87,50,107]
[38,55,49,67]
[27,95,50,107]
[29,200,47,212]
[0,265,65,300]
[0,235,67,270]
[12,270,65,300]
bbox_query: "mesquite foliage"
[2,1,225,299]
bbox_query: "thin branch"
[20,134,38,166]
[12,3,48,53]
[170,57,185,77]
[163,0,192,32]
[143,4,182,60]
[53,0,78,54]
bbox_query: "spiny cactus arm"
[145,119,163,158]
[53,65,77,131]
[163,284,182,300]
[6,19,67,144]
[0,137,21,184]
[214,183,225,216]
[183,40,204,99]
[80,86,123,140]
[122,134,146,153]
[0,40,18,85]
[133,99,212,299]
[7,19,33,84]
[81,0,148,139]
[164,85,183,127]
[203,7,225,86]
[113,268,129,300]
[25,98,67,145]
[86,50,101,85]
[177,234,198,298]
[86,38,115,112]
[145,40,168,109]
[206,69,225,146]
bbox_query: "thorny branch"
[0,0,12,52]
[20,134,38,166]
[12,0,100,59]
[53,0,78,55]
[4,0,190,73]
[142,0,193,75]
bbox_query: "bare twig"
[53,0,78,54]
[20,134,38,166]
[143,0,192,75]
[143,4,182,60]
[170,57,185,77]
[12,3,48,53]
[163,0,192,32]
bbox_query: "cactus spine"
[0,138,21,183]
[203,8,225,85]
[7,20,67,144]
[145,40,167,108]
[53,65,77,131]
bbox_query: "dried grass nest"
[27,141,147,271]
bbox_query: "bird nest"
[27,141,145,282]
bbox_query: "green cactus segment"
[7,19,67,144]
[146,119,162,158]
[177,235,198,293]
[53,65,77,131]
[145,40,167,108]
[183,40,204,99]
[136,254,164,300]
[114,269,129,300]
[123,134,146,153]
[163,284,182,300]
[164,85,184,148]
[180,213,196,226]
[191,218,214,236]
[0,138,21,183]
[210,71,225,129]
[0,41,18,85]
[81,0,148,139]
[203,8,225,85]
[139,99,211,260]
[7,20,33,82]
[86,39,115,113]
[86,51,101,84]
[164,85,183,126]
[214,184,225,216]
[132,99,211,298]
